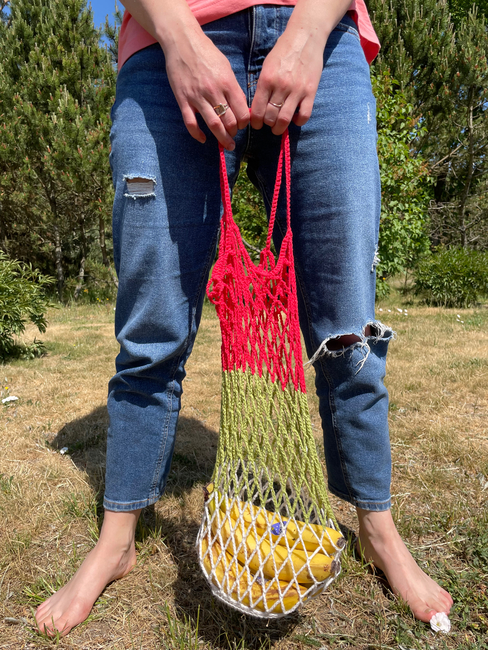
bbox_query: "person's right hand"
[164,30,250,150]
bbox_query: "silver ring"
[268,101,284,109]
[213,103,229,117]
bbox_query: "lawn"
[0,294,487,649]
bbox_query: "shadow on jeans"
[49,405,219,500]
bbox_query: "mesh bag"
[197,131,345,618]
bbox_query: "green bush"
[232,165,269,263]
[373,72,433,298]
[0,252,54,360]
[64,260,118,304]
[414,248,488,308]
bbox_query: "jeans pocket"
[336,16,361,42]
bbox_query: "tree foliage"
[0,0,487,311]
[0,251,53,360]
[373,72,432,295]
[231,169,270,262]
[0,0,117,301]
[103,1,124,67]
[369,0,488,251]
[448,0,488,25]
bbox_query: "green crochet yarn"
[212,370,338,529]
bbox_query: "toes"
[35,610,59,637]
[412,607,437,623]
[36,615,71,638]
[435,587,453,611]
[35,601,50,617]
[441,592,454,612]
[36,617,54,637]
[445,590,454,606]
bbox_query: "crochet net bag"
[197,131,345,618]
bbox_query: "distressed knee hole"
[326,333,363,351]
[326,326,374,351]
[124,176,156,199]
[307,322,395,370]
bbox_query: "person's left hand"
[250,30,326,134]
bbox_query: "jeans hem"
[328,484,391,512]
[103,494,161,512]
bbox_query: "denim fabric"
[105,6,394,512]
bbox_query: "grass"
[0,291,487,649]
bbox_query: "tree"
[0,0,116,301]
[103,1,124,67]
[373,72,432,294]
[448,0,488,25]
[427,10,488,249]
[0,0,9,25]
[369,0,488,250]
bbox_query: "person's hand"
[250,25,326,135]
[164,31,250,150]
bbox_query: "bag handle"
[218,130,292,256]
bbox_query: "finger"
[250,83,272,130]
[200,104,236,150]
[226,90,251,131]
[180,105,207,144]
[234,105,251,131]
[292,95,314,128]
[219,101,238,138]
[263,98,285,127]
[250,100,267,130]
[271,104,296,135]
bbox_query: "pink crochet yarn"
[207,131,306,393]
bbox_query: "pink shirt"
[118,0,380,70]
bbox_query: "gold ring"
[213,103,229,117]
[268,101,284,109]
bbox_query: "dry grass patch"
[0,300,487,649]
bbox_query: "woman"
[35,0,453,636]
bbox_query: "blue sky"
[90,0,120,30]
[1,1,120,31]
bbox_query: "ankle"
[96,508,141,553]
[356,508,398,543]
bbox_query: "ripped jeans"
[105,7,394,512]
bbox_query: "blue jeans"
[106,7,394,513]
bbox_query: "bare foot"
[35,509,140,637]
[356,508,453,623]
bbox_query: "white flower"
[430,612,451,633]
[2,395,18,404]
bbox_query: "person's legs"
[246,8,452,620]
[247,11,393,512]
[35,23,250,635]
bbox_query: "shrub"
[65,260,118,304]
[232,165,269,263]
[373,72,433,299]
[0,252,54,360]
[414,248,488,308]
